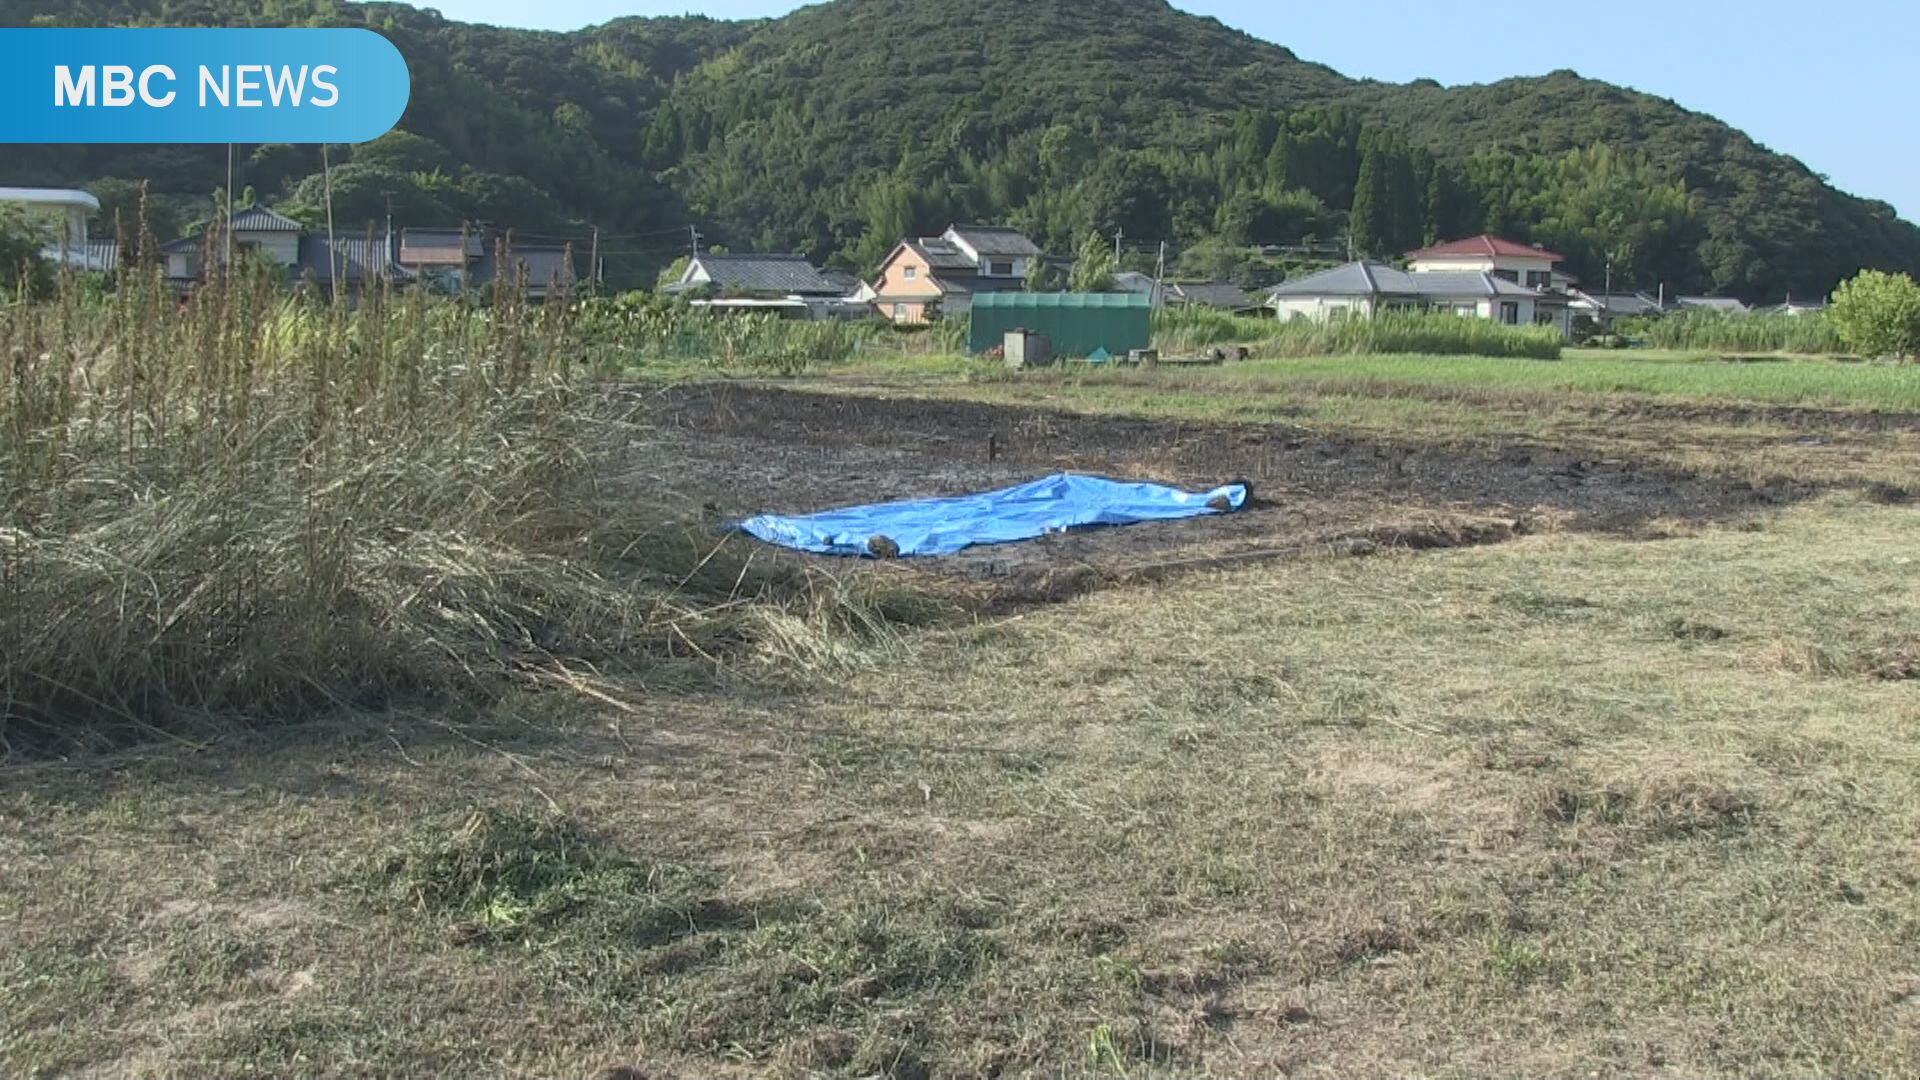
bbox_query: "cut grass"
[4,495,1917,1077]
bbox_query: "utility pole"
[689,223,701,257]
[589,226,601,293]
[383,192,394,286]
[321,144,338,305]
[1153,240,1167,308]
[1112,227,1123,267]
[224,143,234,270]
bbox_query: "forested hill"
[7,0,1916,299]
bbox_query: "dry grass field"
[5,291,1919,1077]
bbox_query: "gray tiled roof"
[907,239,980,273]
[934,275,1025,299]
[674,253,846,296]
[1268,262,1538,301]
[297,236,411,285]
[229,205,304,233]
[946,225,1041,258]
[1580,291,1664,316]
[1410,271,1541,299]
[1268,261,1396,298]
[1168,281,1257,310]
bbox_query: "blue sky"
[425,0,1918,221]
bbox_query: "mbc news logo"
[0,29,410,143]
[54,63,344,111]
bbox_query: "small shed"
[969,293,1152,358]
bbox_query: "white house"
[0,187,106,269]
[1569,290,1665,327]
[1405,234,1564,289]
[1268,261,1542,326]
[869,224,1042,323]
[1765,297,1828,318]
[1405,234,1576,336]
[666,253,867,320]
[938,225,1038,282]
[226,205,304,267]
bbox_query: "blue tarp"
[734,473,1249,558]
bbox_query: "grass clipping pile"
[0,259,928,753]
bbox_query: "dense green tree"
[1217,187,1330,246]
[457,173,572,232]
[1024,253,1057,292]
[288,165,457,230]
[351,130,454,175]
[244,144,315,199]
[1349,147,1388,256]
[1069,230,1115,292]
[1828,270,1920,359]
[84,178,181,248]
[0,207,53,297]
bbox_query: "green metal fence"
[968,293,1153,357]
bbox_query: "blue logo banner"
[0,28,410,144]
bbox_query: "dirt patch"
[616,383,1808,598]
[1589,398,1920,435]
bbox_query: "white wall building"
[0,187,103,268]
[1267,260,1542,327]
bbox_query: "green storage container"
[968,292,1152,358]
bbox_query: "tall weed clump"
[1154,307,1563,360]
[1641,309,1846,355]
[571,293,964,371]
[0,244,926,752]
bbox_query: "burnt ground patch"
[616,383,1818,593]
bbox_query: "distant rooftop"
[1406,234,1565,263]
[671,252,847,297]
[944,225,1042,259]
[0,187,100,211]
[1269,260,1539,300]
[1167,281,1258,310]
[907,238,981,273]
[229,205,305,233]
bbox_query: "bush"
[0,205,53,299]
[1829,270,1920,360]
[1154,307,1562,360]
[1641,309,1845,354]
[570,293,960,370]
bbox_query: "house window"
[1525,270,1551,289]
[988,260,1014,276]
[1500,301,1521,325]
[892,303,907,321]
[1494,269,1519,284]
[1453,304,1477,318]
[903,266,917,280]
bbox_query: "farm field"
[802,351,1920,494]
[5,340,1920,1078]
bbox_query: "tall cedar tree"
[1349,148,1389,256]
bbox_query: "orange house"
[869,225,1040,324]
